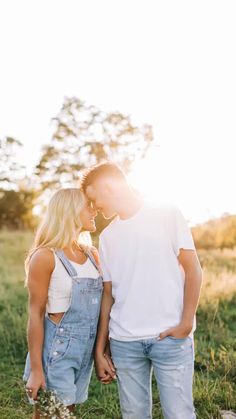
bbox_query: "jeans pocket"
[167,336,189,342]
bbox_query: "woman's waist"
[45,315,97,337]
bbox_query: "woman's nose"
[91,206,97,216]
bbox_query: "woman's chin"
[88,223,96,232]
[80,223,96,233]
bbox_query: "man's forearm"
[181,267,202,329]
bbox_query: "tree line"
[192,214,236,250]
[1,96,236,249]
[0,97,153,232]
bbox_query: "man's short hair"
[81,162,126,192]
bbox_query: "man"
[81,162,202,419]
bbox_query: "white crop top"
[46,252,99,313]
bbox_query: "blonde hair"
[25,188,91,274]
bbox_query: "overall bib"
[23,248,103,405]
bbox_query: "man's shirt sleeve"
[168,206,195,256]
[99,235,112,282]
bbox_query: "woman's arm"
[25,248,55,400]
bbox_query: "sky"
[0,0,236,225]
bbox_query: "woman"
[23,188,103,418]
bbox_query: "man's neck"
[118,192,144,220]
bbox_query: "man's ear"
[103,180,113,194]
[85,184,93,196]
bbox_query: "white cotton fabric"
[47,253,99,313]
[99,202,196,341]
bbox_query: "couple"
[23,162,202,419]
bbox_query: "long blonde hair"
[25,188,91,274]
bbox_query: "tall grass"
[0,231,235,418]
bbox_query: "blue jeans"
[110,336,196,419]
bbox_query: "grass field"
[0,231,235,418]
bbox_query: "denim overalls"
[23,248,103,405]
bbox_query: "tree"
[0,188,38,230]
[0,137,25,189]
[34,97,154,191]
[0,137,38,229]
[192,215,236,249]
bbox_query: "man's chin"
[102,211,116,220]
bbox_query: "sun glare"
[129,146,180,203]
[128,146,214,226]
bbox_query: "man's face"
[85,181,117,219]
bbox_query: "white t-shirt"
[99,202,196,341]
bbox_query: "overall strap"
[84,247,101,274]
[55,250,78,279]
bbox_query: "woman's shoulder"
[29,247,55,270]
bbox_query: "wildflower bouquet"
[36,389,76,418]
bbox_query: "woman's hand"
[95,352,116,384]
[103,342,116,378]
[26,370,46,401]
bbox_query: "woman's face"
[79,195,97,232]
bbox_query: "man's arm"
[178,249,203,331]
[95,281,116,382]
[159,249,202,339]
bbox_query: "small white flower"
[36,389,76,418]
